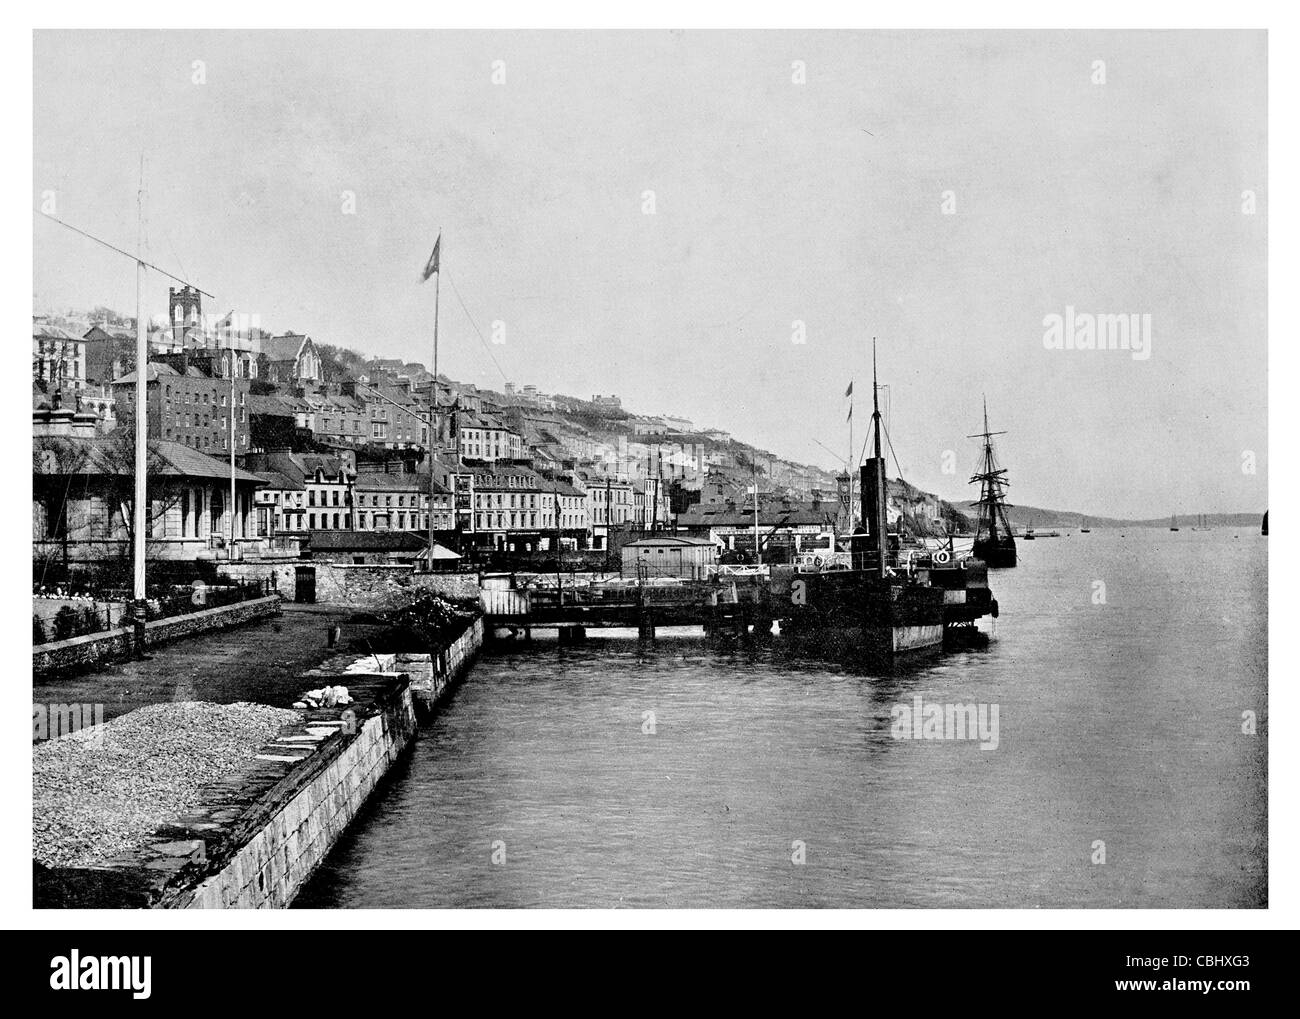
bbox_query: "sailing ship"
[1170,514,1180,532]
[779,344,999,656]
[1080,516,1091,533]
[969,401,1017,567]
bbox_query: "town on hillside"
[32,286,970,578]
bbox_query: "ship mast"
[968,397,1011,543]
[871,340,888,579]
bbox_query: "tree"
[32,413,183,577]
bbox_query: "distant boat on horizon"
[1170,514,1180,532]
[1080,515,1091,533]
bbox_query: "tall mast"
[427,231,441,571]
[133,161,148,602]
[871,340,887,578]
[847,377,854,531]
[969,396,1010,543]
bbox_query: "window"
[309,513,316,528]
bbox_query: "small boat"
[1169,514,1180,532]
[1023,527,1036,541]
[1080,516,1091,534]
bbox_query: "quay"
[33,600,485,909]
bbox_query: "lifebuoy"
[812,555,824,568]
[933,549,952,565]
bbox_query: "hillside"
[962,503,1266,530]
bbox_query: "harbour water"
[296,529,1267,908]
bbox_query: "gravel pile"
[33,701,299,869]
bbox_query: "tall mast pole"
[871,340,887,579]
[848,378,854,531]
[133,168,148,602]
[752,458,761,566]
[229,345,236,556]
[428,231,441,571]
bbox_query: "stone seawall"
[34,614,484,909]
[394,616,485,718]
[34,672,417,909]
[32,595,282,677]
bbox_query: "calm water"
[296,530,1267,908]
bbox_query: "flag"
[420,234,441,282]
[845,381,853,398]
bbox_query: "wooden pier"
[480,577,776,639]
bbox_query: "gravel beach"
[33,701,299,868]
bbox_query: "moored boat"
[777,345,998,657]
[969,402,1017,567]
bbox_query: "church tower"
[169,285,203,348]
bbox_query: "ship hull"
[973,537,1017,568]
[778,570,948,658]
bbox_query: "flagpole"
[847,380,854,532]
[427,232,441,572]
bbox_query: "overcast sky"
[34,30,1266,517]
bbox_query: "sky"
[33,30,1267,518]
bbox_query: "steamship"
[776,348,999,657]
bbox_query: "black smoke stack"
[861,461,884,552]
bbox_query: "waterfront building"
[576,472,634,551]
[353,467,452,533]
[677,499,837,562]
[621,535,717,578]
[33,429,265,564]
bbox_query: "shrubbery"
[379,590,480,651]
[45,605,107,643]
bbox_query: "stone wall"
[220,561,479,608]
[34,614,484,909]
[32,596,282,677]
[395,615,485,717]
[34,673,417,909]
[179,673,416,909]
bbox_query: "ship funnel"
[861,460,884,550]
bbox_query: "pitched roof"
[33,436,264,483]
[307,529,428,551]
[259,333,308,362]
[254,470,304,491]
[623,536,716,547]
[152,441,266,482]
[354,471,448,494]
[33,324,80,341]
